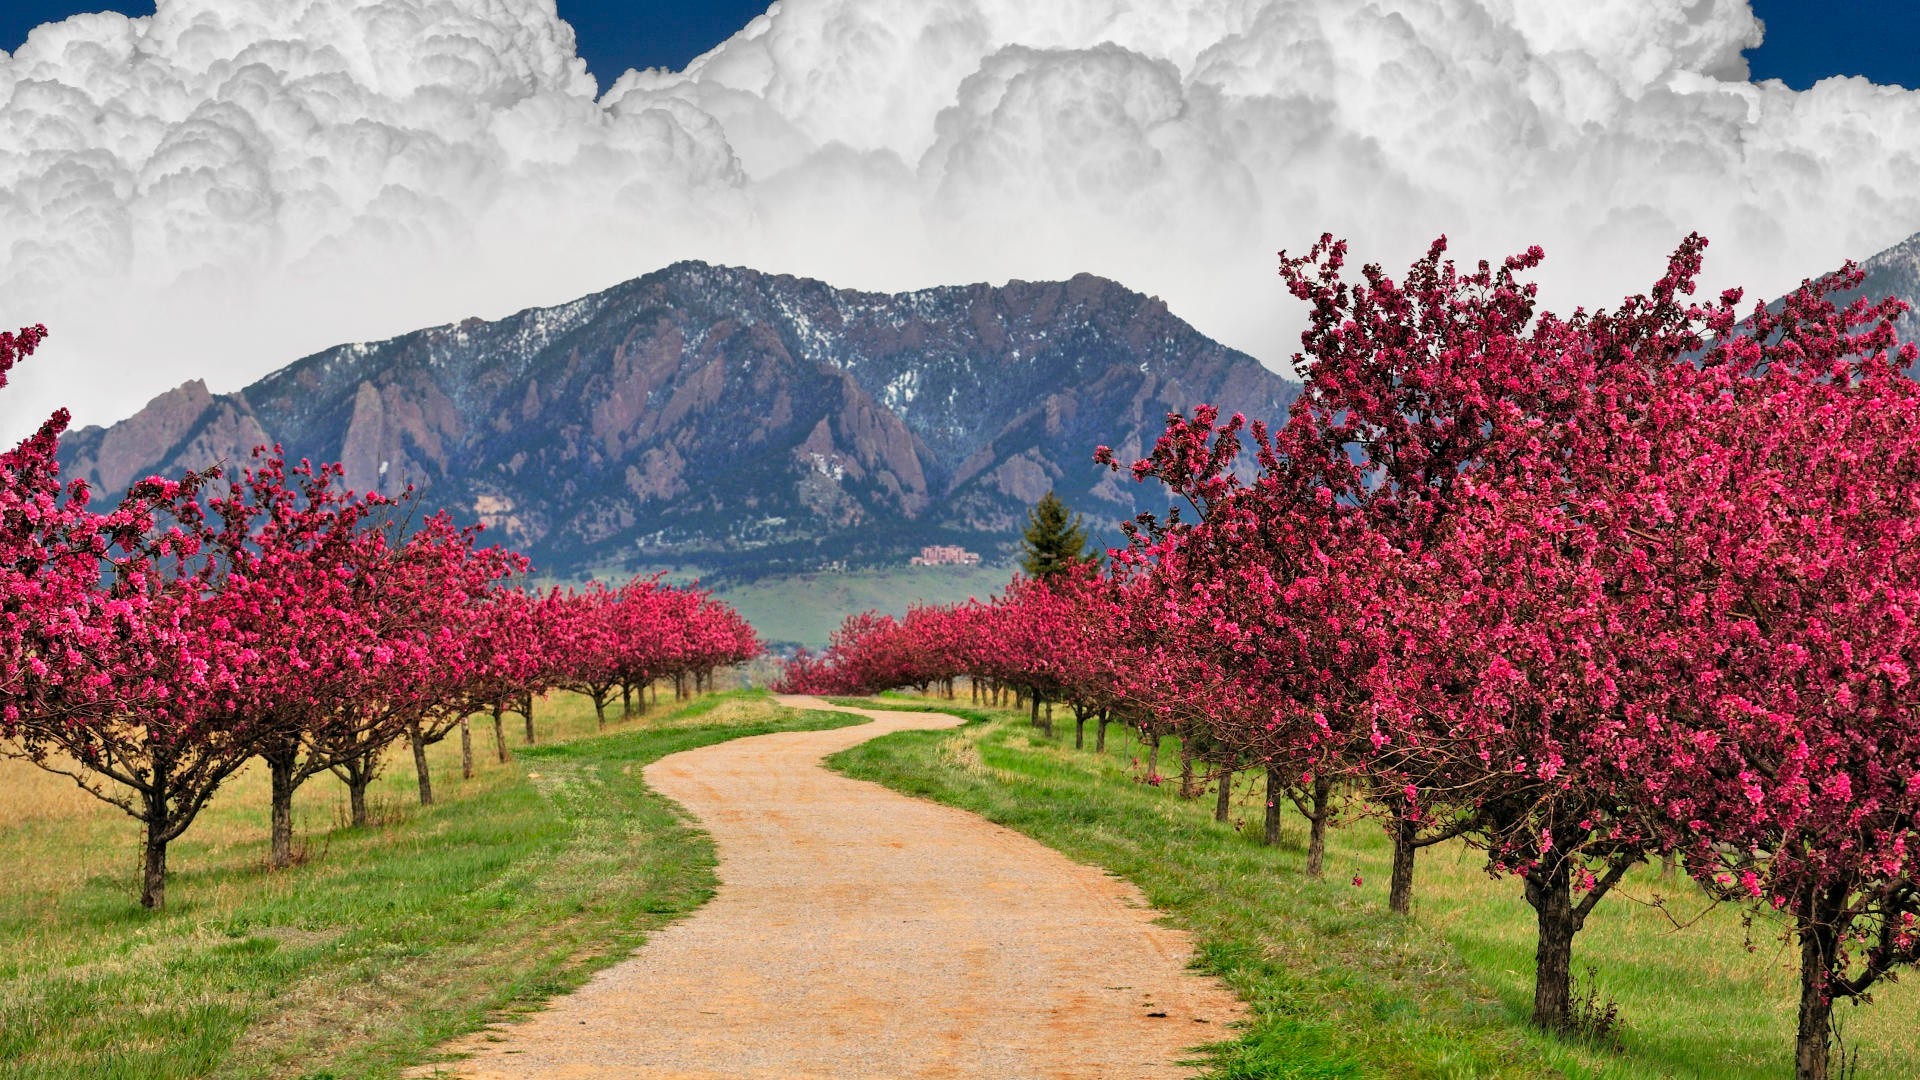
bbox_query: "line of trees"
[0,323,760,909]
[778,235,1920,1080]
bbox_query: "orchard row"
[780,234,1920,1080]
[0,326,759,909]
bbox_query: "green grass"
[711,564,1016,648]
[826,698,1920,1079]
[0,690,862,1079]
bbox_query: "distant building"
[910,545,981,567]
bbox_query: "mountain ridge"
[60,262,1301,579]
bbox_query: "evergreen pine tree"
[1019,490,1099,580]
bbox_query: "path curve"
[435,696,1244,1079]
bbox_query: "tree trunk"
[409,721,434,806]
[1029,695,1041,728]
[1263,765,1282,846]
[141,818,169,910]
[268,750,298,870]
[1179,744,1196,798]
[593,693,607,730]
[1096,713,1109,753]
[492,703,509,764]
[1305,773,1332,877]
[1389,807,1418,915]
[1795,889,1844,1080]
[1147,732,1160,780]
[460,717,474,780]
[1075,714,1086,750]
[1524,855,1578,1032]
[622,684,633,716]
[524,707,536,745]
[1661,850,1677,878]
[1215,766,1233,822]
[348,768,371,828]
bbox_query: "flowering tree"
[1100,403,1370,869]
[1572,261,1920,1079]
[385,516,530,805]
[546,577,761,723]
[6,461,264,909]
[1272,234,1589,915]
[0,326,251,907]
[458,585,546,765]
[186,451,406,866]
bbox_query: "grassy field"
[0,689,860,1079]
[828,695,1920,1079]
[710,563,1016,648]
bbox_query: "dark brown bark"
[593,693,608,729]
[1795,888,1844,1080]
[1178,744,1196,798]
[492,702,509,764]
[408,721,434,806]
[1305,773,1332,878]
[1075,714,1086,750]
[268,750,297,869]
[141,820,168,910]
[1522,848,1635,1033]
[622,684,633,716]
[1215,766,1233,822]
[1147,732,1160,780]
[1389,808,1418,915]
[524,707,536,745]
[347,768,371,827]
[460,717,474,780]
[1525,855,1577,1030]
[1263,765,1282,846]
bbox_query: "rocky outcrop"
[59,261,1300,578]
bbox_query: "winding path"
[435,696,1244,1079]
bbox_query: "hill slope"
[60,263,1299,577]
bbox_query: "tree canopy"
[1019,490,1099,580]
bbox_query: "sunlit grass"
[0,688,860,1079]
[828,696,1920,1078]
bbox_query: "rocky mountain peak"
[60,262,1299,579]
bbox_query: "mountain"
[1855,230,1920,342]
[58,263,1299,579]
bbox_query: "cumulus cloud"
[5,0,1920,440]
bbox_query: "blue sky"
[0,1,774,85]
[4,1,1917,90]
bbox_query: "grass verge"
[0,690,860,1079]
[825,698,1920,1079]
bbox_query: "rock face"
[59,262,1300,578]
[1855,230,1920,343]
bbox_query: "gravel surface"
[430,696,1245,1078]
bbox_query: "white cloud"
[5,0,1920,442]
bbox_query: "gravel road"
[432,695,1244,1079]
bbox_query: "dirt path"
[432,696,1244,1079]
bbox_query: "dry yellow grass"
[0,754,112,824]
[0,682,678,914]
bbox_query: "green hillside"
[712,563,1017,648]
